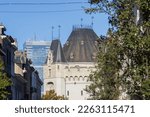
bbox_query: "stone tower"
[44,26,100,99]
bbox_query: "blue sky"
[0,0,109,49]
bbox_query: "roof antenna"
[51,26,54,40]
[58,25,61,39]
[81,18,83,28]
[91,16,94,28]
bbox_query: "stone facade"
[14,51,43,100]
[30,66,43,100]
[44,61,96,100]
[14,51,27,99]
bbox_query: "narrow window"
[67,91,69,96]
[57,65,59,69]
[78,77,80,81]
[81,90,83,96]
[49,69,51,77]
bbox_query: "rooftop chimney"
[0,23,6,35]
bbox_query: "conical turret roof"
[63,27,99,62]
[50,39,66,63]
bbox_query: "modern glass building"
[24,41,51,94]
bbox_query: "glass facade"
[24,41,51,94]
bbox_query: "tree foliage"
[86,0,150,99]
[0,58,11,100]
[42,90,66,100]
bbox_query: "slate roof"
[50,39,67,63]
[63,28,99,62]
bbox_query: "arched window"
[70,76,73,81]
[47,82,54,90]
[74,76,78,80]
[80,76,84,81]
